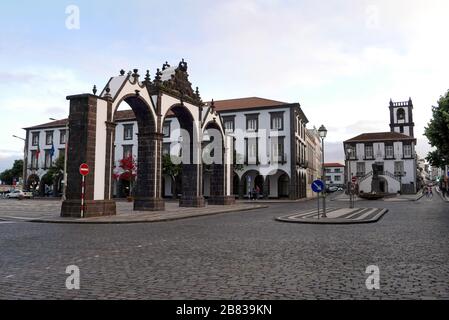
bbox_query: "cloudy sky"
[1,0,448,172]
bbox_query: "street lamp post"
[318,125,327,218]
[12,135,26,189]
[346,148,354,209]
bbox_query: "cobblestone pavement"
[0,195,448,299]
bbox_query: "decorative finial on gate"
[162,61,170,71]
[144,70,151,83]
[92,85,97,95]
[154,68,162,83]
[195,86,201,99]
[210,99,215,112]
[104,83,112,99]
[120,69,125,76]
[132,69,139,80]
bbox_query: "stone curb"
[25,205,269,225]
[275,208,388,225]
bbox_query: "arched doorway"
[26,174,40,194]
[379,177,388,193]
[278,173,290,198]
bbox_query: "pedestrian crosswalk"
[277,207,388,224]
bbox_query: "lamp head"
[318,125,327,138]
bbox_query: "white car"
[5,190,33,199]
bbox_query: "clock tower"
[389,98,414,138]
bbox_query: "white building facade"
[23,97,313,199]
[324,163,345,188]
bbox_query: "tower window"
[397,108,405,120]
[399,126,404,133]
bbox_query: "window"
[245,138,258,164]
[223,116,235,133]
[346,144,356,159]
[45,131,53,145]
[246,114,259,132]
[60,129,67,144]
[32,132,39,146]
[30,150,39,169]
[397,108,405,120]
[270,112,284,131]
[385,144,394,158]
[394,161,404,175]
[123,145,133,158]
[44,149,52,168]
[163,143,170,155]
[271,136,285,163]
[334,168,341,173]
[163,121,171,138]
[399,126,404,133]
[364,144,374,159]
[123,124,133,140]
[356,162,365,176]
[403,144,412,158]
[326,176,332,182]
[325,168,331,173]
[334,176,341,182]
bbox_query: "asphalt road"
[0,194,448,299]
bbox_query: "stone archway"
[61,60,233,218]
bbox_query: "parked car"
[337,187,344,191]
[327,186,339,193]
[5,190,33,199]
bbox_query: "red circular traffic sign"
[79,163,90,176]
[352,176,357,183]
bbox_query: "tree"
[0,160,23,185]
[113,155,137,197]
[424,89,449,168]
[162,154,182,199]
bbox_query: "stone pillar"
[133,132,165,211]
[263,175,270,199]
[179,163,206,207]
[208,163,235,205]
[61,94,116,217]
[239,176,245,199]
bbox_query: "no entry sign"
[352,176,357,183]
[79,163,90,176]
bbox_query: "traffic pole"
[317,192,320,220]
[80,175,85,218]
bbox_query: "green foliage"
[233,153,245,172]
[424,89,449,168]
[46,154,64,179]
[0,159,23,184]
[162,154,182,178]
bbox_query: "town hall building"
[344,98,417,194]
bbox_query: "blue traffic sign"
[311,180,325,193]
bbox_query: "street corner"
[276,207,388,224]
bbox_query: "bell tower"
[389,98,414,138]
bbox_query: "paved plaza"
[0,195,448,299]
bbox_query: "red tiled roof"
[324,163,345,168]
[344,132,416,143]
[209,97,289,111]
[24,110,137,130]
